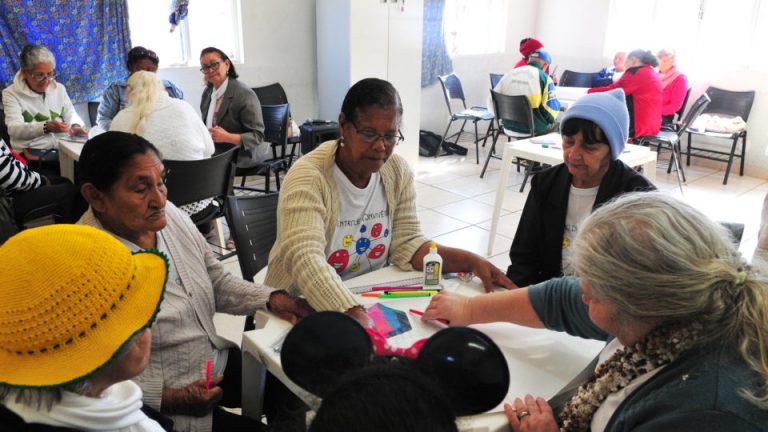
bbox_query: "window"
[127,0,243,67]
[605,0,766,74]
[443,0,508,56]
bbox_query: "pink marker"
[408,309,449,329]
[205,358,212,390]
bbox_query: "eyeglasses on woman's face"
[200,61,221,74]
[351,122,404,147]
[29,71,56,82]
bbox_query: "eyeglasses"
[351,123,404,147]
[200,61,221,73]
[28,71,56,82]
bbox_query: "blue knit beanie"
[559,89,629,160]
[529,49,552,65]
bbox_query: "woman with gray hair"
[2,44,87,163]
[657,48,689,126]
[424,192,768,431]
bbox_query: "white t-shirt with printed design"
[326,165,391,280]
[561,185,599,274]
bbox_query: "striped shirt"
[0,140,41,192]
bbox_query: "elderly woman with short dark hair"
[266,78,514,324]
[425,192,768,431]
[2,44,86,162]
[97,46,184,131]
[77,131,311,431]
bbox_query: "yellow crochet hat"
[0,225,167,387]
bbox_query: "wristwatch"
[43,122,49,134]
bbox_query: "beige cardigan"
[79,202,273,432]
[265,140,429,312]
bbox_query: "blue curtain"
[0,0,131,104]
[421,0,452,87]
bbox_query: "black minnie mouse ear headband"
[281,311,510,416]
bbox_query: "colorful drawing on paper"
[367,303,411,338]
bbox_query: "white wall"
[156,0,319,124]
[419,0,768,179]
[419,0,538,136]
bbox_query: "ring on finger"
[516,411,530,420]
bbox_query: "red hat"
[519,38,544,57]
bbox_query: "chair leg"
[275,170,282,191]
[453,119,468,149]
[519,162,533,193]
[480,131,501,178]
[264,172,271,193]
[739,132,747,176]
[437,120,454,158]
[723,136,739,185]
[473,120,480,164]
[240,175,247,187]
[481,121,493,147]
[686,132,692,166]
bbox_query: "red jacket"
[589,64,662,138]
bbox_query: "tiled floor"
[215,136,767,343]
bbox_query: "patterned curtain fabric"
[0,0,131,104]
[421,0,453,87]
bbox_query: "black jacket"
[506,160,655,287]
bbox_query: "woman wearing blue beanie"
[506,89,656,287]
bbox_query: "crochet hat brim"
[0,250,167,388]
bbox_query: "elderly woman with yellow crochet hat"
[77,131,311,431]
[0,224,172,431]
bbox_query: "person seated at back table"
[0,139,83,240]
[492,49,560,136]
[97,46,184,131]
[424,192,768,432]
[0,224,173,431]
[657,48,689,127]
[110,71,214,217]
[199,47,268,168]
[266,78,515,323]
[505,89,655,287]
[2,44,87,165]
[589,49,662,139]
[592,51,627,87]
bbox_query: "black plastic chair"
[636,93,711,194]
[490,73,504,89]
[437,73,494,164]
[87,101,100,128]
[685,87,755,185]
[252,83,301,163]
[163,146,238,259]
[481,90,542,192]
[234,103,293,194]
[226,193,280,331]
[559,70,598,88]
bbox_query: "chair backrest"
[226,193,280,282]
[559,70,597,88]
[87,101,100,127]
[490,90,534,137]
[676,93,711,138]
[490,73,504,89]
[163,146,237,207]
[674,87,692,123]
[703,86,756,122]
[252,83,289,105]
[438,73,468,115]
[262,104,290,160]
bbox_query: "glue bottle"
[423,241,443,287]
